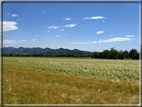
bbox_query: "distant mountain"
[3,47,94,55]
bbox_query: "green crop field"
[3,57,140,104]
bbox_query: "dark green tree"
[129,49,138,59]
[118,50,124,59]
[102,50,110,59]
[135,52,139,59]
[91,52,99,58]
[9,53,13,56]
[123,50,129,59]
[109,48,118,59]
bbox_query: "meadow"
[3,57,140,104]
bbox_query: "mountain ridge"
[3,47,94,55]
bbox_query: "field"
[3,57,139,104]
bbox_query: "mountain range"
[3,47,94,55]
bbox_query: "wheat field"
[3,57,140,104]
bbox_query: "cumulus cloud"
[93,41,97,43]
[96,30,104,34]
[126,35,134,37]
[98,41,102,43]
[71,42,74,44]
[47,31,50,32]
[48,26,58,29]
[78,42,82,44]
[64,17,71,20]
[83,16,105,20]
[56,35,59,37]
[64,24,76,28]
[102,20,104,22]
[58,29,64,31]
[8,13,11,15]
[12,14,18,17]
[98,37,131,43]
[86,41,91,44]
[3,21,18,32]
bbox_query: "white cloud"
[78,42,82,44]
[86,41,91,44]
[3,39,37,44]
[48,26,58,29]
[64,24,76,28]
[31,39,37,41]
[55,35,59,37]
[65,35,68,36]
[35,35,38,37]
[98,37,131,43]
[83,16,105,20]
[3,40,20,44]
[126,35,134,37]
[43,11,45,13]
[12,14,18,17]
[109,35,113,37]
[90,16,105,20]
[93,41,97,43]
[72,41,97,44]
[83,17,89,20]
[8,13,11,15]
[106,30,108,31]
[98,41,102,43]
[64,17,71,20]
[102,20,104,22]
[20,40,28,42]
[58,29,64,31]
[47,31,50,32]
[44,36,50,38]
[3,21,18,32]
[96,30,104,34]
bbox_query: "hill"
[3,47,94,55]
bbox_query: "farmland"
[3,57,139,104]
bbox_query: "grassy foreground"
[3,57,139,104]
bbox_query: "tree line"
[2,53,91,57]
[3,48,140,59]
[91,48,139,59]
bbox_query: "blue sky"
[3,3,139,52]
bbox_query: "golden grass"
[3,57,139,104]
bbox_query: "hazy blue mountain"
[3,47,93,55]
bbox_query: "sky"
[3,3,139,52]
